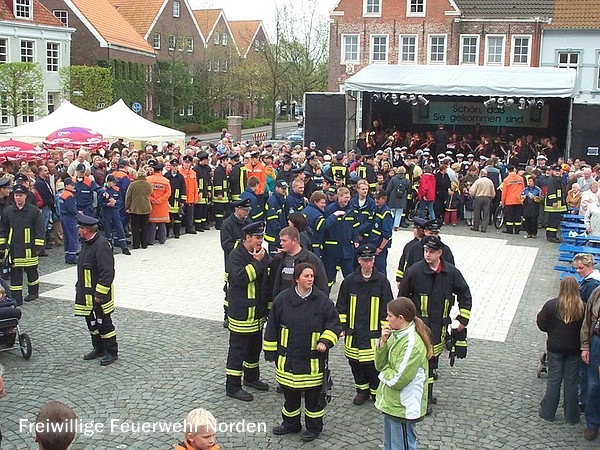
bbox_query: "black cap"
[422,235,444,251]
[275,180,288,189]
[356,244,376,259]
[76,163,86,172]
[182,155,193,163]
[250,151,260,158]
[151,162,164,171]
[106,174,116,183]
[12,184,28,195]
[335,151,344,161]
[76,212,99,226]
[118,159,128,167]
[242,221,265,236]
[292,167,303,174]
[170,158,179,166]
[232,198,251,209]
[423,219,443,232]
[230,152,240,160]
[0,177,10,188]
[63,178,74,186]
[413,217,427,228]
[323,175,334,184]
[198,151,209,160]
[506,164,515,171]
[14,173,28,183]
[552,164,562,171]
[147,159,157,166]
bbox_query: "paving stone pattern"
[0,225,597,449]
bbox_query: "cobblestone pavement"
[0,224,597,449]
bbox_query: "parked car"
[287,128,304,141]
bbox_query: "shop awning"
[344,65,576,98]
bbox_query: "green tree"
[0,62,44,126]
[155,60,195,127]
[60,65,113,111]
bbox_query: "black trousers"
[213,202,229,229]
[10,265,39,304]
[226,331,262,392]
[546,211,561,239]
[523,215,538,236]
[183,203,195,232]
[166,212,182,238]
[348,358,379,395]
[85,302,117,356]
[130,213,149,249]
[504,204,523,233]
[194,203,209,229]
[281,385,324,434]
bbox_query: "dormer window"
[15,0,32,19]
[173,1,180,18]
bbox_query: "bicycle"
[493,204,505,229]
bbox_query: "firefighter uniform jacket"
[147,173,171,223]
[336,269,393,362]
[240,187,264,222]
[179,166,198,204]
[263,287,342,389]
[396,237,420,282]
[220,214,249,263]
[74,232,115,317]
[0,203,44,267]
[303,202,337,253]
[285,191,307,216]
[326,163,349,185]
[164,170,186,214]
[74,176,104,210]
[356,163,377,190]
[213,164,229,203]
[367,204,393,249]
[323,202,359,259]
[226,243,272,334]
[544,175,566,213]
[193,163,212,205]
[229,162,247,201]
[404,240,455,277]
[264,191,287,246]
[398,259,472,356]
[348,195,375,240]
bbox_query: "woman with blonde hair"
[537,276,584,424]
[375,297,432,450]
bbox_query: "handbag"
[317,354,333,408]
[1,252,11,281]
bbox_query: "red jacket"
[417,172,436,201]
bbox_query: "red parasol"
[0,139,48,161]
[43,127,108,151]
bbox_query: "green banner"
[412,101,549,128]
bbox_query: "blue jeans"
[418,200,435,220]
[585,335,600,430]
[539,351,580,424]
[392,208,404,228]
[383,415,417,450]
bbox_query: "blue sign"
[131,102,142,113]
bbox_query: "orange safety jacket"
[179,166,198,204]
[147,173,171,223]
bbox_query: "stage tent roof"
[344,65,576,98]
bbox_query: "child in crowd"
[462,182,474,226]
[175,408,219,450]
[444,182,460,226]
[35,400,77,450]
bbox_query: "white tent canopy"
[344,65,576,98]
[3,99,185,144]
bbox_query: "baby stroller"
[0,278,32,359]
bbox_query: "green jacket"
[374,322,428,421]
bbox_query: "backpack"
[395,181,407,198]
[53,192,63,219]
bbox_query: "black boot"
[24,284,39,302]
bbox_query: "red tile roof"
[71,0,155,54]
[192,8,222,41]
[229,20,262,57]
[108,0,166,37]
[548,0,600,28]
[0,0,65,27]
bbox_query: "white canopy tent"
[344,65,576,98]
[3,99,185,144]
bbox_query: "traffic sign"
[131,102,142,113]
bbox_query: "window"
[0,39,7,63]
[370,35,388,63]
[168,35,175,50]
[512,36,531,66]
[47,93,55,114]
[428,34,446,64]
[187,37,193,52]
[399,35,417,64]
[486,35,505,65]
[222,33,228,46]
[254,39,260,51]
[460,35,479,65]
[341,34,359,63]
[52,10,68,26]
[20,40,34,63]
[214,60,220,72]
[146,93,152,112]
[214,32,220,45]
[146,65,153,82]
[46,42,59,72]
[179,106,185,116]
[222,60,228,72]
[187,102,193,116]
[173,1,180,18]
[0,97,8,124]
[407,0,425,17]
[156,103,161,117]
[597,53,600,90]
[153,33,161,49]
[21,93,35,123]
[558,52,579,70]
[363,0,381,17]
[15,0,32,19]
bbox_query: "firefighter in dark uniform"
[356,155,378,191]
[396,217,426,290]
[74,213,118,366]
[165,158,186,239]
[225,221,272,402]
[213,155,230,230]
[229,152,247,202]
[264,180,288,253]
[193,151,212,231]
[220,199,251,327]
[74,164,105,217]
[264,262,342,442]
[402,219,455,278]
[0,177,11,216]
[0,184,45,305]
[366,190,394,276]
[336,244,393,405]
[545,164,566,243]
[325,152,349,186]
[58,178,78,264]
[9,173,36,206]
[398,235,472,411]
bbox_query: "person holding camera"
[263,262,341,442]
